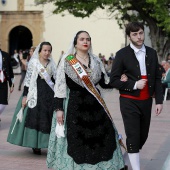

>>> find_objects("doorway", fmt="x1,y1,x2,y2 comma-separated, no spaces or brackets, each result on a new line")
9,25,32,56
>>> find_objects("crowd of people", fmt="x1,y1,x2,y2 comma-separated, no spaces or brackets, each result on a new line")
97,53,115,77
0,21,170,170
11,47,36,91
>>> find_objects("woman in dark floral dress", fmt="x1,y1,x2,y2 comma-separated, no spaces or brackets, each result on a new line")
47,31,125,170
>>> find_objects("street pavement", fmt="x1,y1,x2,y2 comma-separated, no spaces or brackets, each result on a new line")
0,75,170,170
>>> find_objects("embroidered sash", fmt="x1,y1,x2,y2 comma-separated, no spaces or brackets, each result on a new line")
37,62,54,91
65,55,113,121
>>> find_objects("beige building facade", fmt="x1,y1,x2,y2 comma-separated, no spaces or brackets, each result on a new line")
0,0,129,61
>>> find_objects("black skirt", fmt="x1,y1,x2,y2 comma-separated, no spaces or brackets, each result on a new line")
66,75,116,165
0,81,8,105
24,77,54,134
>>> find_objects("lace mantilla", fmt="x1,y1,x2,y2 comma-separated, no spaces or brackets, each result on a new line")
24,58,57,108
54,54,109,98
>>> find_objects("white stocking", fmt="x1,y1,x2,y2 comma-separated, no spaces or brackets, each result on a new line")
128,153,140,170
123,152,130,166
0,104,6,115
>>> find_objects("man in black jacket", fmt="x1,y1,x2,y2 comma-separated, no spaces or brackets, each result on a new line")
0,45,14,123
110,22,163,170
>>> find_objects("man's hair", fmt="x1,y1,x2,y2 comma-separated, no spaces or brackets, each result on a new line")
125,22,144,36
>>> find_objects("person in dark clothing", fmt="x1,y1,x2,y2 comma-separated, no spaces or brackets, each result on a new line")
0,47,14,124
110,22,163,170
47,31,125,170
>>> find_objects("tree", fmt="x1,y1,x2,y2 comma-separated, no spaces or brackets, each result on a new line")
35,0,170,60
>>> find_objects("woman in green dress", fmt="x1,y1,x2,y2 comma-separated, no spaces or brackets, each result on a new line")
47,31,125,169
7,42,57,155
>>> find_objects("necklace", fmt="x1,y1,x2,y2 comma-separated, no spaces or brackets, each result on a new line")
41,61,49,68
81,57,92,75
39,57,49,68
44,62,49,68
76,53,88,61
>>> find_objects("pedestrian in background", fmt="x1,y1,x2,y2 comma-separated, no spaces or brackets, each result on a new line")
26,46,36,69
12,49,21,74
162,61,170,95
18,50,28,91
0,45,14,125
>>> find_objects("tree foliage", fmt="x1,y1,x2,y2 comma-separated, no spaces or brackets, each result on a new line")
35,0,170,59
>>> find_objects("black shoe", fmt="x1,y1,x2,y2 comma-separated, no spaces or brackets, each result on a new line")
32,148,41,155
18,86,21,91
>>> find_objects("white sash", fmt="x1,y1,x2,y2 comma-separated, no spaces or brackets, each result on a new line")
37,62,54,91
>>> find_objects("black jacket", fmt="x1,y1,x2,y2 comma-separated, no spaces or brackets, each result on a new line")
110,45,163,104
0,50,14,87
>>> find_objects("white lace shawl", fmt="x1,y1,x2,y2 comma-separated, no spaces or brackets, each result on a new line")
24,57,57,108
54,53,110,98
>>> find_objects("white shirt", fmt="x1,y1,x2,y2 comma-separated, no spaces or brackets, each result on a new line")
130,43,146,75
130,43,147,89
0,51,2,70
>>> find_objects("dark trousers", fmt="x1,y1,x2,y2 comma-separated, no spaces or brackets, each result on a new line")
120,97,153,153
0,81,8,104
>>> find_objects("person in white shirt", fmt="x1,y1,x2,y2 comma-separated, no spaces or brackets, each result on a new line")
110,22,163,170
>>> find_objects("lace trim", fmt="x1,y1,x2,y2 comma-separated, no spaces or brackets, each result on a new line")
54,54,110,99
24,58,57,108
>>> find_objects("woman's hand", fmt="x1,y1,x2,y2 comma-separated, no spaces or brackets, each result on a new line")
56,110,64,125
22,96,27,108
120,74,128,82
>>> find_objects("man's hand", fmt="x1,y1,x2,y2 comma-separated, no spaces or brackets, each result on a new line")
155,104,163,116
120,74,128,82
136,79,147,89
